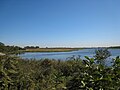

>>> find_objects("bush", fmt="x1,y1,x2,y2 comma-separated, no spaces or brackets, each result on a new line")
0,55,120,89
94,48,111,65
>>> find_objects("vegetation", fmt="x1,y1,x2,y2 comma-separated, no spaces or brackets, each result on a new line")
0,42,23,55
0,42,81,53
94,48,111,65
0,54,120,89
24,46,40,49
1,42,120,89
109,46,120,49
25,48,81,52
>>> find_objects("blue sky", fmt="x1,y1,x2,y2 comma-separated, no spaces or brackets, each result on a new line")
0,0,120,47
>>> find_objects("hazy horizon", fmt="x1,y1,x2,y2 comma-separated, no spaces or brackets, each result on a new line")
1,0,120,47
1,42,120,48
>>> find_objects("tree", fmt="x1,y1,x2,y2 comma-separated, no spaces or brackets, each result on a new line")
0,42,5,46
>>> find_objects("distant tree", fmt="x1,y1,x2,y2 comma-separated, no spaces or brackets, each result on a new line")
24,46,29,49
24,46,39,49
0,42,23,54
36,46,39,48
109,46,120,49
0,42,5,46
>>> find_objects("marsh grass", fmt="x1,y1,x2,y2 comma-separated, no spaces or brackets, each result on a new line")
25,48,82,52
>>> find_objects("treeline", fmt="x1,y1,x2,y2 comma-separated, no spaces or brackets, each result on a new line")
0,42,41,54
0,42,23,54
109,46,120,49
24,46,40,49
0,42,81,53
0,49,120,89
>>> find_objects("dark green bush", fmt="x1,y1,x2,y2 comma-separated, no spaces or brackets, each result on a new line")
0,55,120,90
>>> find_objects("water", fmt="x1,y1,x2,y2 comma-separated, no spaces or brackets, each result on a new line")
19,49,120,60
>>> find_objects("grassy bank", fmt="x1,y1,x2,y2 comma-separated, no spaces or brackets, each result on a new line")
24,48,82,52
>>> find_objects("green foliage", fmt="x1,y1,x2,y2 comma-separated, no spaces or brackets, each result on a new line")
94,48,111,65
0,55,120,90
0,42,5,46
0,42,23,55
0,56,18,90
24,46,40,49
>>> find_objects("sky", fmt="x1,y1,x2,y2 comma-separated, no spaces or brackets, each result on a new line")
0,0,120,47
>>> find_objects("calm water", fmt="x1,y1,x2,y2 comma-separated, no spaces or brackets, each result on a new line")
19,49,120,60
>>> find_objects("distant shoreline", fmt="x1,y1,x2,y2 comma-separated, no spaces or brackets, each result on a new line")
21,47,120,53
23,48,82,52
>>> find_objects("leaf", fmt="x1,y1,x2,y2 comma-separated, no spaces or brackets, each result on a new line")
85,56,90,60
81,81,85,87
